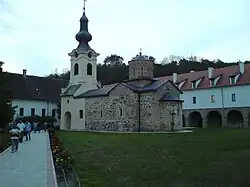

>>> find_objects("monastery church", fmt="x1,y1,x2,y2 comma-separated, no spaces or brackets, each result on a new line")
60,6,183,132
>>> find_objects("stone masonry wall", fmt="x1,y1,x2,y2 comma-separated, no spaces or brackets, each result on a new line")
157,82,183,130
139,81,183,131
129,60,154,79
85,81,183,132
159,102,182,130
85,84,138,131
139,92,155,131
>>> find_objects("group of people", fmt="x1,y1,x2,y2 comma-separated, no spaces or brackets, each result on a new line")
8,120,32,153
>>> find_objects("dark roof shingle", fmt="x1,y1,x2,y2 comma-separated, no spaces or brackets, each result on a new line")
4,72,68,102
75,83,117,98
61,84,81,96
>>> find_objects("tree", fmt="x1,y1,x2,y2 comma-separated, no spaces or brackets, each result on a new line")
48,68,70,80
56,101,61,119
0,62,15,129
161,55,183,65
103,54,124,67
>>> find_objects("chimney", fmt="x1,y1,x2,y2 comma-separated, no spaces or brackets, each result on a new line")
172,73,177,83
239,62,245,74
23,69,27,77
208,67,213,78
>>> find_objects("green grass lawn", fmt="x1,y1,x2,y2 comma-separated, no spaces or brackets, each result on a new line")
57,129,250,187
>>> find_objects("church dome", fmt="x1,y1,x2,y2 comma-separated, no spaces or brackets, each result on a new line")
131,52,154,61
75,8,93,51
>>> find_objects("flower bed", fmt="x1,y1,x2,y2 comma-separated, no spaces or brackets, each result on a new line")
50,134,73,169
49,131,81,187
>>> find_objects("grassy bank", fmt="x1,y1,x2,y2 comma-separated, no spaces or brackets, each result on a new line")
57,129,250,187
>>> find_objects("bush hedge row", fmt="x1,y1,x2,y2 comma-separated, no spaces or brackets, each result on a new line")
18,115,57,124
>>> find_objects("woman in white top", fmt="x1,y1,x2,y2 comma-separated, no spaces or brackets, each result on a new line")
17,121,25,143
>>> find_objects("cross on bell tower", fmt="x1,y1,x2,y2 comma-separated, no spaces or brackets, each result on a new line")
83,0,87,12
139,48,142,56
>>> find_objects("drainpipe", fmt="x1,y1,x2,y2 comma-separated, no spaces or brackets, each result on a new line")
47,102,49,116
138,92,141,132
221,87,224,108
221,87,225,126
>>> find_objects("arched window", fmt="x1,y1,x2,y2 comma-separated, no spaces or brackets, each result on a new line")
74,63,79,75
120,108,123,117
87,63,92,75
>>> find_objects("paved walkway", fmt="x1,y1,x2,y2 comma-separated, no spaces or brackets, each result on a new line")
0,132,57,187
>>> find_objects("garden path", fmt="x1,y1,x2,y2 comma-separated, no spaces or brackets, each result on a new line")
0,131,57,187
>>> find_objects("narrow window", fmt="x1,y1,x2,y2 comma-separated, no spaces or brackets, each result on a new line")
87,63,92,75
211,95,215,103
31,108,35,116
192,97,196,104
74,63,79,75
19,108,24,117
120,108,123,117
42,109,46,117
79,110,83,119
141,66,144,76
232,93,236,102
100,111,103,118
67,100,69,103
52,109,56,117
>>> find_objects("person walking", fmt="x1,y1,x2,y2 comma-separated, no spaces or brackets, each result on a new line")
9,123,20,153
17,120,25,143
36,122,41,133
24,121,32,141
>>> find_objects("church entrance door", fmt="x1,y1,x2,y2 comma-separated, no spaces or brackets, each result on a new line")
64,111,72,130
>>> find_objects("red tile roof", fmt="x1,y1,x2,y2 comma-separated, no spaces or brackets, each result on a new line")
157,63,250,91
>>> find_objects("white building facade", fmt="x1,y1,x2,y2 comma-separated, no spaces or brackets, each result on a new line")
5,69,68,123
12,99,58,119
160,62,250,128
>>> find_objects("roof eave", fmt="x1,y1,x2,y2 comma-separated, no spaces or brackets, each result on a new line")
159,99,184,102
74,94,109,99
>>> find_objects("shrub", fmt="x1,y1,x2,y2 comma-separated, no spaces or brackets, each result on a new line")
41,116,57,123
20,115,57,124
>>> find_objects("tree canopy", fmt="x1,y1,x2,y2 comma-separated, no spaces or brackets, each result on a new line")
103,54,124,67
0,62,15,129
48,55,250,85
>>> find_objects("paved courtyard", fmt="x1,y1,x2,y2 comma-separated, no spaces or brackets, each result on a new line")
0,132,57,187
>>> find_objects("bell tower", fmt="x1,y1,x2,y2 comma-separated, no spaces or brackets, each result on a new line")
68,1,99,86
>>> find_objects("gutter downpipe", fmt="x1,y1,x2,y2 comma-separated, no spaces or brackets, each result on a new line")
221,87,225,126
138,92,141,132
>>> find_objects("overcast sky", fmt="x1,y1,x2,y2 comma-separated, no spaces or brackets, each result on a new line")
0,0,249,76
